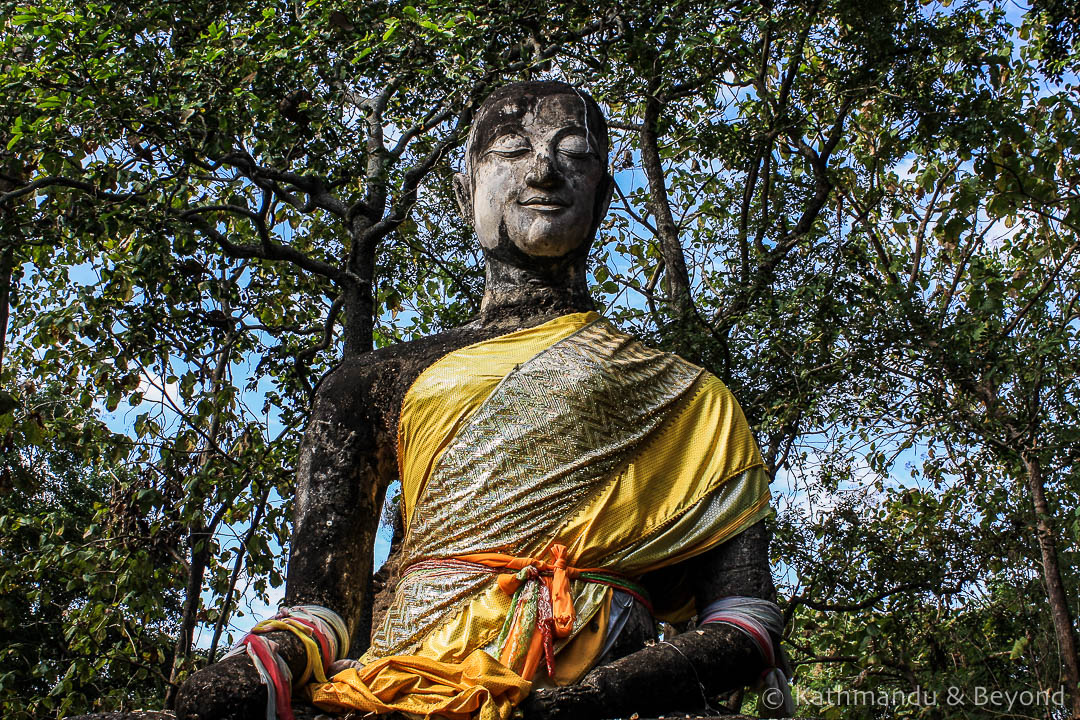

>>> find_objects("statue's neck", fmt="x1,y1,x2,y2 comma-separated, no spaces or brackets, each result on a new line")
477,255,594,326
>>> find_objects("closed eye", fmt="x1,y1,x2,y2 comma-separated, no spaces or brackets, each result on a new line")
485,134,531,158
556,136,596,160
490,148,530,158
558,148,596,160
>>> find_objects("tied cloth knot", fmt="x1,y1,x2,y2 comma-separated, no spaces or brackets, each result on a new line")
406,547,651,681
454,543,652,681
489,544,575,639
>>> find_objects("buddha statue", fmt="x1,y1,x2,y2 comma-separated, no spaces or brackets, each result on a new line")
174,80,791,720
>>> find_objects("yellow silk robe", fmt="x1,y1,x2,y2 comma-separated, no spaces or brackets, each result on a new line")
311,312,771,720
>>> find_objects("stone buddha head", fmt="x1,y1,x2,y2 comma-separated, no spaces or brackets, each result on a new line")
454,82,614,282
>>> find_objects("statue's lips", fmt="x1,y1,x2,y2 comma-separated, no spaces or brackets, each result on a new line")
518,197,570,211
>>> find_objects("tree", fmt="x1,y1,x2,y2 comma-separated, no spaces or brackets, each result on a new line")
2,1,635,710
773,6,1080,715
834,31,1080,714
0,382,180,718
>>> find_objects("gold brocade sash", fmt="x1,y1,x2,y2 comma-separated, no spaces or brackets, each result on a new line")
310,313,771,720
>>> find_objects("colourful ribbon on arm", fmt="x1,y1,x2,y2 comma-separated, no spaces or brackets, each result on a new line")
222,605,350,720
699,596,794,717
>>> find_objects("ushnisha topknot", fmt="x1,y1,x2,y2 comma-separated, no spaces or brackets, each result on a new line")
465,81,609,178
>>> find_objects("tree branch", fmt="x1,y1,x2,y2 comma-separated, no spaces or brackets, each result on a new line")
389,104,458,159
0,175,152,207
179,209,348,283
1000,236,1080,339
219,153,349,218
296,293,345,365
612,178,658,235
909,163,957,290
362,102,477,246
640,84,696,318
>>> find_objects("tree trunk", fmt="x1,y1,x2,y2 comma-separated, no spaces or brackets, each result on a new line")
164,336,235,706
639,88,695,321
1021,450,1080,717
341,218,379,358
164,528,212,707
341,279,373,358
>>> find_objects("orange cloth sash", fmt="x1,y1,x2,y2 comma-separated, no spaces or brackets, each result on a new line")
457,544,599,639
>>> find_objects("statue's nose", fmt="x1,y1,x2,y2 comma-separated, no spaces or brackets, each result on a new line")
524,152,559,187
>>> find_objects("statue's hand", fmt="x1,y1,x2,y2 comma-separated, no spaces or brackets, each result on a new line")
173,650,268,720
519,677,606,720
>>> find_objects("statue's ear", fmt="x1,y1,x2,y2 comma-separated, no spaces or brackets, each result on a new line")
592,173,615,235
453,172,473,225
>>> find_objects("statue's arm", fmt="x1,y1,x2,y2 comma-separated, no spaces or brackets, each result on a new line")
285,359,397,644
523,521,775,720
175,360,395,720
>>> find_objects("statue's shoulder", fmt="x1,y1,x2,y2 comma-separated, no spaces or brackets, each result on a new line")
310,323,500,411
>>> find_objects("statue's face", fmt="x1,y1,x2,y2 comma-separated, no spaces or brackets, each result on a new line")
456,93,610,259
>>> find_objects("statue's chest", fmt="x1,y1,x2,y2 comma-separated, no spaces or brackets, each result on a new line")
402,319,701,561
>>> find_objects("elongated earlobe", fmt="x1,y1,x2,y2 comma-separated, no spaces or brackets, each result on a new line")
453,172,473,225
591,174,615,237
